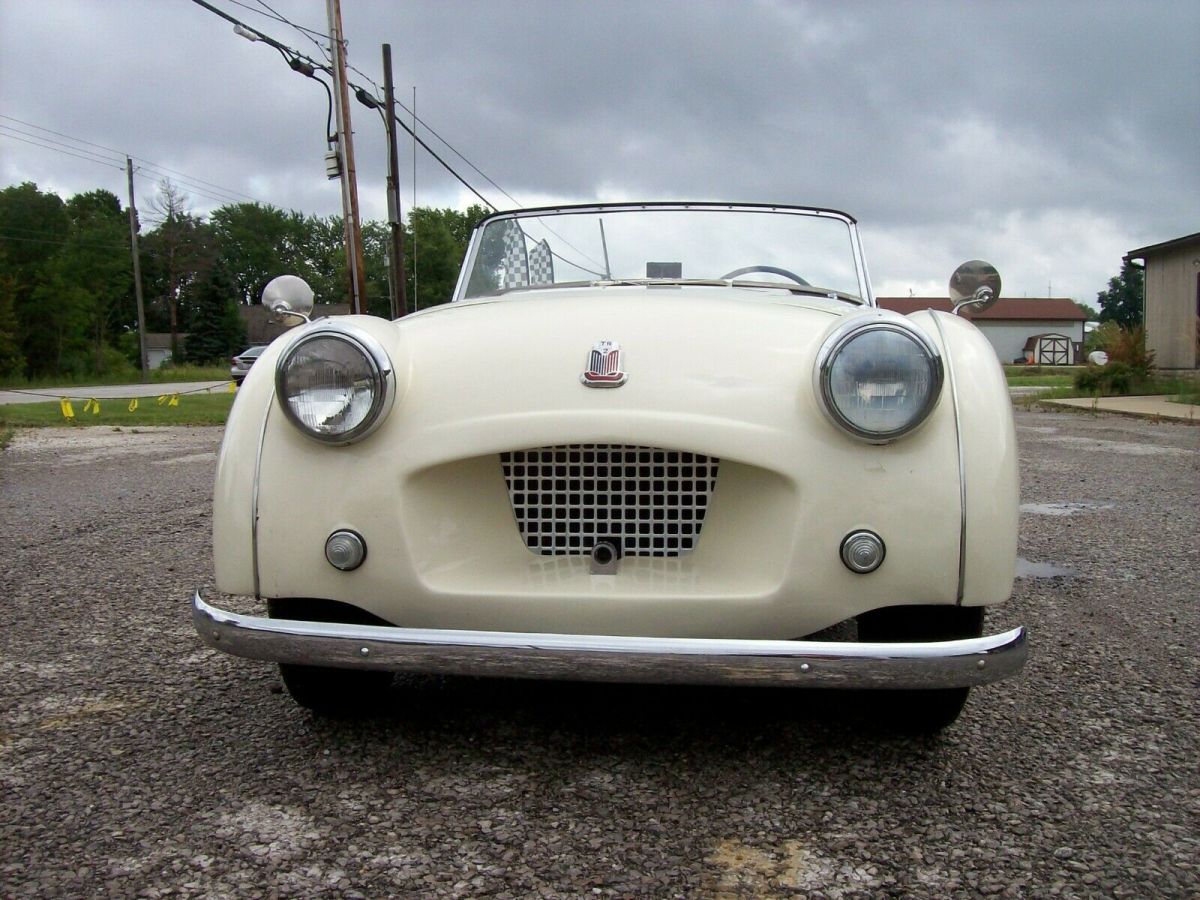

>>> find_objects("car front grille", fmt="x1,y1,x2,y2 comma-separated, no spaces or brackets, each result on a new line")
500,445,719,557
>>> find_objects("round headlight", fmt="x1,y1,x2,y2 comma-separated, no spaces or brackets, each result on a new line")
815,319,943,442
276,324,395,444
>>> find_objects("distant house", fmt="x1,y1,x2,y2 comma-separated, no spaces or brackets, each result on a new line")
876,297,1089,364
1125,232,1200,370
238,303,351,346
144,333,187,369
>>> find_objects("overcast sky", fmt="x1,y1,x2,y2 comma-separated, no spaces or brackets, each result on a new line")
2,0,1197,304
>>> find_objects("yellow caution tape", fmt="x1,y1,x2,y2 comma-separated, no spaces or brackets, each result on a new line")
168,393,179,407
128,398,138,412
60,398,75,419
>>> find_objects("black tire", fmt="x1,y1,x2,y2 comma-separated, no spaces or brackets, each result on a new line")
856,605,986,733
268,598,394,716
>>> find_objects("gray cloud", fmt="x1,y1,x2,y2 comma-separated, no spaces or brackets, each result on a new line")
2,0,1196,304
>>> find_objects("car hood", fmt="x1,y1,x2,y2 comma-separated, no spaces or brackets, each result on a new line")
380,285,873,445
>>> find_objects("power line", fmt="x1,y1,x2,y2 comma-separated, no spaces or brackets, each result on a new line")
249,0,331,58
130,159,255,206
0,114,261,204
189,0,506,212
0,115,128,160
0,231,131,253
130,169,244,208
0,130,125,172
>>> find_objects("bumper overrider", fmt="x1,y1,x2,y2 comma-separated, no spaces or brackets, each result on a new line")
193,592,1027,689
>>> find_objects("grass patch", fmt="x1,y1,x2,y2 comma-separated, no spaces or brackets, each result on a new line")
1006,374,1074,388
1018,375,1200,410
0,426,12,450
0,393,234,428
0,365,231,390
1003,365,1082,377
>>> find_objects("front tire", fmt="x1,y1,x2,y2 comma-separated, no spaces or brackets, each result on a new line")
268,598,394,716
856,605,986,733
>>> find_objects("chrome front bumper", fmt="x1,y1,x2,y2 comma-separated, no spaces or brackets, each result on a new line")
192,592,1027,689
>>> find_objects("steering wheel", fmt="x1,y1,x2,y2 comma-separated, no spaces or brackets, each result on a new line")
720,265,810,286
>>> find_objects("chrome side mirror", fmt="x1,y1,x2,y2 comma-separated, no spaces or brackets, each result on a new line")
262,275,315,326
949,261,1002,315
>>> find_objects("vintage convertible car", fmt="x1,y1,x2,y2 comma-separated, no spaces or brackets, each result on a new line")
193,202,1027,731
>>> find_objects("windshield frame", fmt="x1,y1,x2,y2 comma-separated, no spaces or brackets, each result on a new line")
451,202,875,306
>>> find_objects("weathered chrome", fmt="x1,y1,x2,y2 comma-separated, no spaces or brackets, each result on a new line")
192,592,1028,690
949,261,1002,315
500,445,718,558
840,530,885,574
325,530,367,571
274,320,396,445
929,312,968,603
589,540,620,575
262,274,315,325
814,315,944,443
250,394,274,600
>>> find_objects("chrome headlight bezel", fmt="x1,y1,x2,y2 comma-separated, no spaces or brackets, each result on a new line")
814,316,944,444
275,321,395,445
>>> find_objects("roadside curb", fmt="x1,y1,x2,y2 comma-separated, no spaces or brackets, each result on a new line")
1036,396,1200,425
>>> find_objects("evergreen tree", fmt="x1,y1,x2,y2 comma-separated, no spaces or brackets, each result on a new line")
0,183,70,376
184,261,245,364
0,268,26,377
1096,259,1143,329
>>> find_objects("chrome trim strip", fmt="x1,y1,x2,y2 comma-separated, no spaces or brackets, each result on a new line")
929,311,967,602
274,321,396,445
193,592,1027,690
847,221,875,307
451,222,484,302
250,392,273,601
813,315,945,444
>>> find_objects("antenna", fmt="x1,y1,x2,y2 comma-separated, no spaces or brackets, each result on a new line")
411,85,418,308
598,219,613,280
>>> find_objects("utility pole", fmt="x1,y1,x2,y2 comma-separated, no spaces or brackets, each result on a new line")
326,0,369,314
382,44,407,318
125,157,149,379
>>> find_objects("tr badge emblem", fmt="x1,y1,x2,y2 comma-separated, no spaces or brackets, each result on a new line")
581,340,627,388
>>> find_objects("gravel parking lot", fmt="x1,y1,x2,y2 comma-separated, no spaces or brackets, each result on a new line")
1,409,1197,898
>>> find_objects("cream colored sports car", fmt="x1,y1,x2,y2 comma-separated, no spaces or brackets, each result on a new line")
193,202,1026,731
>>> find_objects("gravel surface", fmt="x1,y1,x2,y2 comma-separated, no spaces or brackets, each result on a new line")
1,412,1197,898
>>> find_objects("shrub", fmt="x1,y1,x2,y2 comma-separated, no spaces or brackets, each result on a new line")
1074,361,1135,395
1100,325,1155,379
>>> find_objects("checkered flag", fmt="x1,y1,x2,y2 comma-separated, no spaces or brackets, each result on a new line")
528,239,554,286
501,220,529,289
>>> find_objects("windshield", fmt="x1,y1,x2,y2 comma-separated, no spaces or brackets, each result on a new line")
458,204,866,302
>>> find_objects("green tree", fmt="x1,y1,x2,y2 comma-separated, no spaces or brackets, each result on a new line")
210,203,307,305
0,268,26,377
1096,260,1143,329
0,182,70,376
184,261,245,364
404,205,489,310
61,189,135,374
142,180,214,358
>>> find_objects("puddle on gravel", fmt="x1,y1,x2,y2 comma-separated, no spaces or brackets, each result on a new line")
1020,501,1114,517
1016,558,1076,579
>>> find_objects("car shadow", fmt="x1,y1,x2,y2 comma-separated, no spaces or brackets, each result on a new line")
299,674,958,754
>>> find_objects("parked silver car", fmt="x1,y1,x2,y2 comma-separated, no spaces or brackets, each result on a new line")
230,345,267,385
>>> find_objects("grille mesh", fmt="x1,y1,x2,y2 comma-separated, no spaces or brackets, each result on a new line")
500,445,719,557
